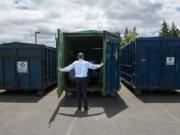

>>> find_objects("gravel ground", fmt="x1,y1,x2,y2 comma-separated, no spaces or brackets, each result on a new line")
0,84,180,135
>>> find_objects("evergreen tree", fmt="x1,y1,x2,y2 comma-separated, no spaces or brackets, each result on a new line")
133,26,137,36
159,20,169,37
132,26,138,39
169,22,179,37
124,27,129,36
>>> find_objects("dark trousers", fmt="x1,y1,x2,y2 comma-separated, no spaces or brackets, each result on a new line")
75,77,88,109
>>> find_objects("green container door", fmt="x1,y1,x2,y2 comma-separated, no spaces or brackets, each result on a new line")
112,37,120,92
103,31,120,95
57,30,64,97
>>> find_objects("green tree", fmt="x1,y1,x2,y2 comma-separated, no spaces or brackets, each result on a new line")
169,22,179,37
159,20,170,37
133,26,138,37
124,27,129,35
122,27,138,46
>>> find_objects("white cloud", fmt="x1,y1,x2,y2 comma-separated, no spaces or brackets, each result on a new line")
0,0,179,47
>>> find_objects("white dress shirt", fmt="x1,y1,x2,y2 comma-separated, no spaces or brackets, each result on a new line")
61,59,102,78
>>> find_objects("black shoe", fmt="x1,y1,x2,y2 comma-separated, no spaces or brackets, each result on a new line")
77,108,81,112
75,108,82,115
84,107,89,111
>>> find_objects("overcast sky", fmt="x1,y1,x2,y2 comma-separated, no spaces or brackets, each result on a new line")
0,0,180,47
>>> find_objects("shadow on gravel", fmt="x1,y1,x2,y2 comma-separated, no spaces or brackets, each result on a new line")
0,86,56,103
122,83,180,103
49,93,128,126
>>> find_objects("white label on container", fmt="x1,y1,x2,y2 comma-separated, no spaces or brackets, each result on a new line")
17,61,28,73
166,57,175,65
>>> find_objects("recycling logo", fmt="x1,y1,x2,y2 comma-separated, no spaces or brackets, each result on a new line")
20,63,25,68
166,57,175,66
17,61,28,73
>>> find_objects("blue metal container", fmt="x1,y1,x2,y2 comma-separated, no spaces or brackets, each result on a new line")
57,30,120,96
0,42,56,95
120,37,180,94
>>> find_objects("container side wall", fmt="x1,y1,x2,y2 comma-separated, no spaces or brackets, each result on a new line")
3,58,16,88
122,37,180,91
148,52,161,87
135,39,162,89
103,31,120,95
175,52,180,87
16,47,42,89
161,39,179,89
29,57,41,87
43,47,57,89
0,42,56,91
120,42,134,87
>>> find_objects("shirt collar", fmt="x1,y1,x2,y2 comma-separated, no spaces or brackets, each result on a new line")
79,59,83,61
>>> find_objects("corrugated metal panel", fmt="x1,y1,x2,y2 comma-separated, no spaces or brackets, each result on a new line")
120,37,180,94
103,31,121,95
0,42,57,94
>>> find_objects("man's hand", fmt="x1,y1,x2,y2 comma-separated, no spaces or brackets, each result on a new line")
57,67,63,71
100,63,104,67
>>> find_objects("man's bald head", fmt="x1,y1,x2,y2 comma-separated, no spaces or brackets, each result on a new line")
77,52,84,59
